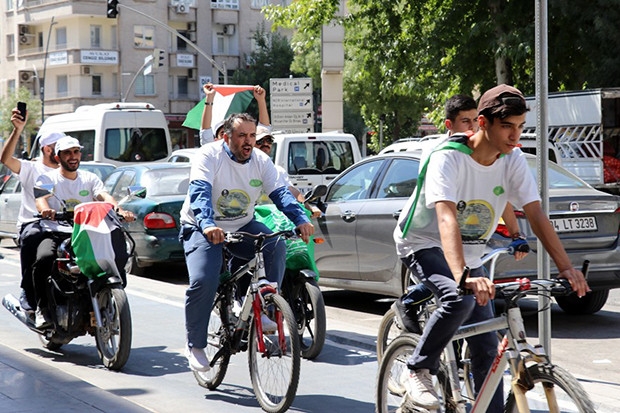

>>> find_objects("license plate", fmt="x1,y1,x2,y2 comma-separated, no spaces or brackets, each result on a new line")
550,216,598,233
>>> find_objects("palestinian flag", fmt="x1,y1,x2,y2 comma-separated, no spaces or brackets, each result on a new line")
182,85,255,130
72,202,128,280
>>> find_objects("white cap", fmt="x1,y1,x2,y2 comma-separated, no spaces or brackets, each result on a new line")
54,136,83,155
39,132,66,148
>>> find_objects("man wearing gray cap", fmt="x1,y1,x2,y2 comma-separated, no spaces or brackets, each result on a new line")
1,106,64,314
393,84,590,412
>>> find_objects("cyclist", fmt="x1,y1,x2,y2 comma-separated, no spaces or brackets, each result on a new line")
393,84,590,412
391,94,525,333
179,113,314,373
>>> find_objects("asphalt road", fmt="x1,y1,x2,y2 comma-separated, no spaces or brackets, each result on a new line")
1,239,619,412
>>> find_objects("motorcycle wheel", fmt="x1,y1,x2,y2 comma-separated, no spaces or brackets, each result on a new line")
95,286,132,371
289,278,326,360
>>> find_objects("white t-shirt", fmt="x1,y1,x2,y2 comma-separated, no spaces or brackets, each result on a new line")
16,161,57,228
180,140,284,232
35,170,106,233
394,147,540,268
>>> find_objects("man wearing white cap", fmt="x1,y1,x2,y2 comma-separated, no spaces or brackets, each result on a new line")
1,106,65,313
30,136,134,327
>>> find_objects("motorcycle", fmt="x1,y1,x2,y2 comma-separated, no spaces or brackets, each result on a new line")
2,186,134,371
254,184,328,360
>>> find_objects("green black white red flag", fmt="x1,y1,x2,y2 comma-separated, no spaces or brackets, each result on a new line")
182,85,255,130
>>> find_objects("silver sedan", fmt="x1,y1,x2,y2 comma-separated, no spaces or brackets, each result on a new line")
313,151,620,315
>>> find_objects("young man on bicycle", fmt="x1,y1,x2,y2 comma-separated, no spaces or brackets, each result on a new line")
179,113,314,373
392,94,525,334
393,84,590,411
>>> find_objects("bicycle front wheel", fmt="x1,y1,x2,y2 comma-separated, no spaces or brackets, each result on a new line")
248,293,301,413
505,363,595,413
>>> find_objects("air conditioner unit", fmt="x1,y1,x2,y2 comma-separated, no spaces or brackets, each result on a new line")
176,3,188,13
19,71,34,83
223,24,235,36
188,68,196,80
19,25,30,35
19,35,33,45
81,66,92,76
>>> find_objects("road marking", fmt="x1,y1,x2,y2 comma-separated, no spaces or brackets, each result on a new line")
126,288,183,308
593,359,612,364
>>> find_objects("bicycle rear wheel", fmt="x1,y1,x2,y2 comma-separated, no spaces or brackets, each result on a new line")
248,292,300,413
504,363,595,413
194,306,230,390
376,306,403,364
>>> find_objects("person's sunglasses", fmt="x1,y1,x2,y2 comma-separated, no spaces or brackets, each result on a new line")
499,95,525,106
256,137,273,146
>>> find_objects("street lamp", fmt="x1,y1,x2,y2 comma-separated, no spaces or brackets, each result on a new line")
41,16,57,121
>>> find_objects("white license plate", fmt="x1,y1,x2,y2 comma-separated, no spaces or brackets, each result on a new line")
550,216,598,233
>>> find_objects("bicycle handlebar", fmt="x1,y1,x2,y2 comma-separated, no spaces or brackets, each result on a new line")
224,229,298,244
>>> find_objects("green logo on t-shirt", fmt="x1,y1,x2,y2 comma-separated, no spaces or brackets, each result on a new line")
493,186,505,196
249,179,262,187
79,190,89,197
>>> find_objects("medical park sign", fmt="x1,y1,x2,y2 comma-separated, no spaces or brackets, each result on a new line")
80,50,119,65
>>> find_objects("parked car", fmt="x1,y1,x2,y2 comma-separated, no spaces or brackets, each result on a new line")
167,148,200,163
313,150,620,314
0,162,116,244
103,163,190,276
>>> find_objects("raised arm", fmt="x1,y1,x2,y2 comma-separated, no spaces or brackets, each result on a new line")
1,108,27,174
254,85,270,126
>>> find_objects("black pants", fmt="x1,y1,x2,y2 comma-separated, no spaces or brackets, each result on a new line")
32,231,71,309
18,222,47,308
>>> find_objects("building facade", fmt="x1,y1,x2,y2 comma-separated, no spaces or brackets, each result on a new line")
1,0,283,148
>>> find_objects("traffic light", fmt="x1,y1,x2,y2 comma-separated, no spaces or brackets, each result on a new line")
153,49,165,68
107,0,119,18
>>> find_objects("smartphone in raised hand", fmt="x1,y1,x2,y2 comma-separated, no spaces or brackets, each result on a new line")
17,101,27,120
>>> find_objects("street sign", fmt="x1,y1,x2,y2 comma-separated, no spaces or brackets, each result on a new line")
270,77,314,132
272,111,314,126
270,78,313,95
270,95,313,111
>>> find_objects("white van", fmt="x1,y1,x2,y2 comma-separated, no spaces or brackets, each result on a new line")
271,132,362,193
33,102,172,166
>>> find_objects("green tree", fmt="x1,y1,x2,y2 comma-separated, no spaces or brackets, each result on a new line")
265,0,620,146
0,88,42,154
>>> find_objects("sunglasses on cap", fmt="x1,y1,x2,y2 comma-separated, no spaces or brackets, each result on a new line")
499,95,525,106
256,136,274,146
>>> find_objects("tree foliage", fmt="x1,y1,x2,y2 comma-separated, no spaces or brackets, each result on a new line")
0,87,43,152
264,0,620,146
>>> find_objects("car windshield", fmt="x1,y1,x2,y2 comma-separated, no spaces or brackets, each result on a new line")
104,127,169,162
141,168,190,196
526,158,590,189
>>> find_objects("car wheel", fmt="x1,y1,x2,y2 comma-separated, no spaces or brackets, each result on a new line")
125,256,146,276
555,289,609,315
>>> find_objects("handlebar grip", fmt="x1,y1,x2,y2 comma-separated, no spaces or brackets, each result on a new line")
457,266,471,295
508,238,530,254
581,260,590,281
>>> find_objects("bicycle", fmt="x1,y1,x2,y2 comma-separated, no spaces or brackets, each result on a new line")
375,254,596,412
192,229,301,413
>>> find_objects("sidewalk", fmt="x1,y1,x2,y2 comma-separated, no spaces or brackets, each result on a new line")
0,344,151,413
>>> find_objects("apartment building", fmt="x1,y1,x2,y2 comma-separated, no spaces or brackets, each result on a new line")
1,0,282,148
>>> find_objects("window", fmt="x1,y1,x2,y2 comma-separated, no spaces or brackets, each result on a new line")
377,158,419,199
177,76,189,97
92,75,102,95
56,27,67,49
134,25,155,48
211,0,239,9
251,0,270,8
64,130,96,161
90,25,102,48
111,25,117,49
7,34,15,56
287,141,356,175
57,75,68,96
327,160,385,202
177,31,188,51
105,127,169,162
135,74,155,95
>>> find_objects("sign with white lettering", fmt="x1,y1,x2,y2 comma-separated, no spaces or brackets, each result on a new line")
270,78,313,95
272,111,314,126
81,50,119,65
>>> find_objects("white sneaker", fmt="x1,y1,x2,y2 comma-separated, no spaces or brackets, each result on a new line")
35,308,52,329
401,368,440,410
261,313,277,333
185,345,210,372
